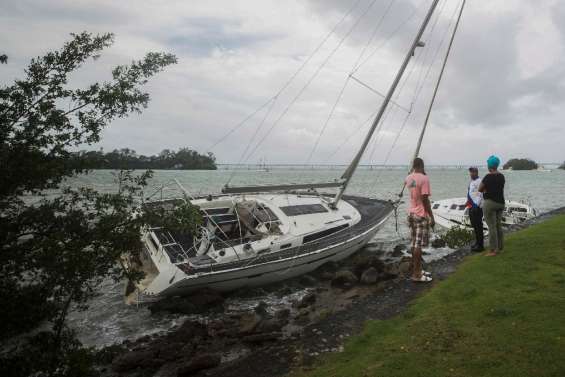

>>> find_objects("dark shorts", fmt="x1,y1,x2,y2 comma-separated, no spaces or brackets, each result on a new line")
408,214,430,249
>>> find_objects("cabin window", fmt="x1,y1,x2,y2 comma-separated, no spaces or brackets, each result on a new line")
280,243,292,249
204,207,231,215
458,205,466,210
303,223,349,244
508,207,527,213
450,204,458,210
432,204,440,209
280,204,328,217
254,204,279,222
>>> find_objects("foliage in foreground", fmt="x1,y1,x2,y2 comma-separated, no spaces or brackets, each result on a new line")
503,158,538,170
439,225,474,249
0,32,200,376
75,147,217,170
294,215,565,377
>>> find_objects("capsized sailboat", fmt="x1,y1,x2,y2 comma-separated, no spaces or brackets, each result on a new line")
124,0,450,303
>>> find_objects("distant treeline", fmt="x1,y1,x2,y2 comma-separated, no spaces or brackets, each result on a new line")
503,158,538,171
74,148,217,170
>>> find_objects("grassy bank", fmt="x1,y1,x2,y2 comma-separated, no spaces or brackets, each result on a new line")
295,215,565,377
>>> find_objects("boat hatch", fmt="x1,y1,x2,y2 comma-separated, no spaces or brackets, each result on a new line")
280,204,328,216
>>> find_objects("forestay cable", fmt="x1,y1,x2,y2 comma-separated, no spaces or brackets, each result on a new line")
365,0,449,165
245,0,381,162
207,0,363,152
372,0,462,189
305,0,397,165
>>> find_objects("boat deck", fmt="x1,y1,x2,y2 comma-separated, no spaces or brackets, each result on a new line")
176,195,393,275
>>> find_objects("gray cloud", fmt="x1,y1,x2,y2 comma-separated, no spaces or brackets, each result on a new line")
1,0,564,165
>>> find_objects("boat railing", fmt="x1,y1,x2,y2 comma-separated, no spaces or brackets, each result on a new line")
181,210,387,276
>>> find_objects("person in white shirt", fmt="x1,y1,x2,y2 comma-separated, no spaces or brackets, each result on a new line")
466,167,484,251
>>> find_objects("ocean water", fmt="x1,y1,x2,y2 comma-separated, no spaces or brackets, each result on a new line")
65,167,565,347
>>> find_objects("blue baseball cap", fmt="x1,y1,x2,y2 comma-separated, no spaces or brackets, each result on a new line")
487,155,500,169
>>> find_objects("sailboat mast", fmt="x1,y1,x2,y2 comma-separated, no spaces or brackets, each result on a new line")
332,0,441,207
397,0,466,200
412,0,466,164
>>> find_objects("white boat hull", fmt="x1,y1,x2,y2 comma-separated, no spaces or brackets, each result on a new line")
159,214,388,295
125,194,393,303
432,197,537,233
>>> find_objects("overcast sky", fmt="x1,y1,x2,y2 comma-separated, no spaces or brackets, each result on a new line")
1,0,564,165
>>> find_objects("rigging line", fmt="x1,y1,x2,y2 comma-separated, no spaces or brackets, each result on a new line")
361,1,442,166
348,75,411,113
226,97,277,185
366,37,427,164
305,0,397,165
403,0,467,194
325,108,379,161
351,0,428,76
207,98,274,151
245,0,381,162
366,0,449,166
372,0,460,187
411,0,449,104
325,1,431,163
206,0,363,152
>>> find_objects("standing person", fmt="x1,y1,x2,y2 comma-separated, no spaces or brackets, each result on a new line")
405,158,435,282
479,155,505,256
466,167,484,252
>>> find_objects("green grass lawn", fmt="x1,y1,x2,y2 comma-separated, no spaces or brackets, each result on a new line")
294,215,565,377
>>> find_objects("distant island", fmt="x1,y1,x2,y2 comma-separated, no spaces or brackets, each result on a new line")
75,148,217,170
503,158,538,171
559,162,565,170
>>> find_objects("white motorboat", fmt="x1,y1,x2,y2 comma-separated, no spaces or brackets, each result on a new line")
124,0,465,303
432,197,537,232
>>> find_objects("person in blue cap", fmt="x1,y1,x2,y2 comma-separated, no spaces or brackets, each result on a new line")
466,166,484,252
479,155,505,256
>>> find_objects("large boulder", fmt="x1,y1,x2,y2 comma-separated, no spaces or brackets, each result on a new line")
242,332,282,344
431,237,447,248
149,288,224,315
350,252,386,278
385,256,412,277
112,349,159,373
177,353,221,376
298,274,318,287
360,267,379,284
274,308,291,321
331,270,358,289
238,312,263,335
391,244,408,257
295,292,317,308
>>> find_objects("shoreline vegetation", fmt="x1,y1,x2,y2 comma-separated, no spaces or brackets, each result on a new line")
292,214,565,377
503,158,539,170
74,148,217,170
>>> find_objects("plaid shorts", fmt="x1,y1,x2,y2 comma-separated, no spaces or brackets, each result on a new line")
408,214,430,249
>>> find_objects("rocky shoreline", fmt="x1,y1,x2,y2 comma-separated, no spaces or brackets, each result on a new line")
96,207,565,377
